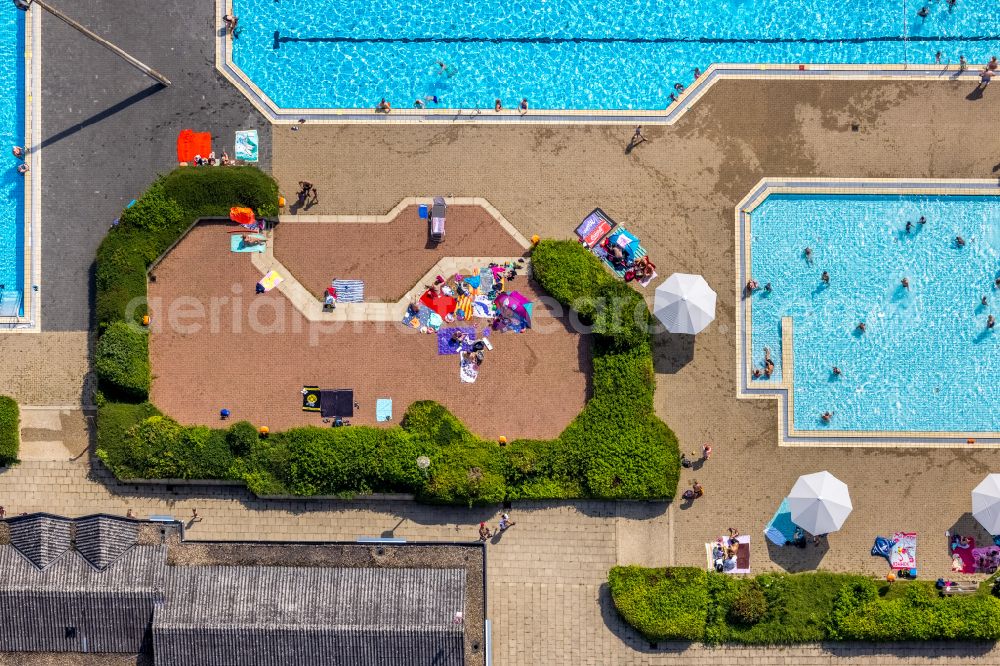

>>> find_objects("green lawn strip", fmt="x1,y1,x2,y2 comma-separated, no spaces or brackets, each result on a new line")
94,176,680,502
0,396,19,466
610,565,1000,644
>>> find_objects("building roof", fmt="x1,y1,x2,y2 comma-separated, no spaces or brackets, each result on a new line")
0,514,485,665
0,514,163,654
154,566,466,666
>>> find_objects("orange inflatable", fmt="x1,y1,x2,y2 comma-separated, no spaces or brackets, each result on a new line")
229,207,255,225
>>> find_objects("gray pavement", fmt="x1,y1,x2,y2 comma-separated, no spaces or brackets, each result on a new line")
38,0,271,331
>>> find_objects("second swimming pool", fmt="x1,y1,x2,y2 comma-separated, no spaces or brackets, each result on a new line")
748,193,1000,435
232,0,1000,111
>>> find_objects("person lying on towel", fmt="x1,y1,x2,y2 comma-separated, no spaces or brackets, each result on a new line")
241,234,266,247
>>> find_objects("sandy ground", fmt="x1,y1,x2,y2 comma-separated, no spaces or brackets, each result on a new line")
270,77,1000,577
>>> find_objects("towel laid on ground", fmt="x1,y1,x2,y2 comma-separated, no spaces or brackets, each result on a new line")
472,295,495,318
889,532,917,570
592,240,648,279
333,279,364,303
971,544,1000,573
231,233,266,253
459,358,479,383
952,536,977,573
764,498,797,546
437,327,476,355
705,536,750,574
258,270,283,292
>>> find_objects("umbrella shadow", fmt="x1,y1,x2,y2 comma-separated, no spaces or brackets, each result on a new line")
949,512,994,548
766,537,829,572
651,330,695,374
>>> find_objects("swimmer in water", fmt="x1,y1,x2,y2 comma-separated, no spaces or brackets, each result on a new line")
519,98,529,114
856,322,866,333
917,6,929,18
495,99,503,112
956,235,966,247
821,270,830,285
990,315,996,329
425,95,440,104
901,277,909,289
918,215,926,225
905,220,913,233
804,247,813,263
984,295,990,306
832,366,842,376
821,411,834,423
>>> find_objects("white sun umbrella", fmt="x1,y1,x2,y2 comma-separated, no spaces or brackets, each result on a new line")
787,471,853,535
972,474,1000,535
653,273,716,334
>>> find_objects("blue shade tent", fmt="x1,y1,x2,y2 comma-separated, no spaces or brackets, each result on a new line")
764,497,797,546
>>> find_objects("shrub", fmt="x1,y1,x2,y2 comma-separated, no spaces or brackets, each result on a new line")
608,566,708,641
94,321,150,400
118,183,184,231
729,582,769,626
159,166,279,219
614,568,1000,645
0,396,19,466
531,239,612,321
592,280,651,351
226,421,259,456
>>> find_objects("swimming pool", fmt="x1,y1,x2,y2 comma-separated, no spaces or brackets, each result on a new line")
746,191,1000,436
0,9,24,317
230,0,1000,111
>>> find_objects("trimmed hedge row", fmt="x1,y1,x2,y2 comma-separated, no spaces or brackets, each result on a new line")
95,176,680,501
609,566,1000,644
0,396,19,466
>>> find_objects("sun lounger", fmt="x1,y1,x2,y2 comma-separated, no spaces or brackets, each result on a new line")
231,233,266,253
431,196,446,243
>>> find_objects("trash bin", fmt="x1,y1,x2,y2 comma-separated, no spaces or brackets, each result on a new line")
418,204,429,219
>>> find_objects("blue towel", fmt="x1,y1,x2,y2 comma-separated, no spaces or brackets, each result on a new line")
376,399,392,422
333,279,364,303
764,498,798,546
231,233,266,253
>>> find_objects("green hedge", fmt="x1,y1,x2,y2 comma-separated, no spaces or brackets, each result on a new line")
95,166,278,331
95,200,679,501
0,396,19,466
94,321,151,400
609,566,1000,644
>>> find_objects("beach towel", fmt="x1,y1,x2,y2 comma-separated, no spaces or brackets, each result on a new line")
971,544,1000,573
705,536,750,574
376,399,392,422
230,233,265,253
333,280,364,303
889,532,917,570
472,295,495,318
952,536,977,573
455,294,474,320
420,290,457,317
235,129,259,162
177,129,211,163
575,208,617,248
437,327,476,355
302,386,321,412
764,498,797,546
463,274,481,290
258,270,283,292
460,358,478,383
638,270,658,288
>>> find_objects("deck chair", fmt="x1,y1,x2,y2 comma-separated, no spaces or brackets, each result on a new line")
431,196,446,243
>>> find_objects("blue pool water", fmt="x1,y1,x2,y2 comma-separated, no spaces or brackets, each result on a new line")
749,194,1000,433
233,0,1000,110
0,9,23,313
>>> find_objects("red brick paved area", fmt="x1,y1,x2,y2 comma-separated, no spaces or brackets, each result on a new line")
274,205,527,301
148,223,588,438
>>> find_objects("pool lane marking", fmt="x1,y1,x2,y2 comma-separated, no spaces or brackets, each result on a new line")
272,31,1000,48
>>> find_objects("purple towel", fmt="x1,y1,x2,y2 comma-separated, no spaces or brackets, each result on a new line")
437,327,476,355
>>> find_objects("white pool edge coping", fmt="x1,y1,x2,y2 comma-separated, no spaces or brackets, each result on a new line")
4,6,40,332
735,178,1000,448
